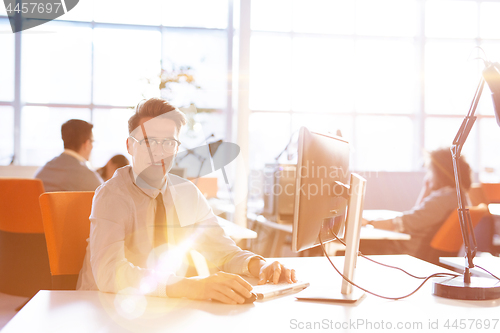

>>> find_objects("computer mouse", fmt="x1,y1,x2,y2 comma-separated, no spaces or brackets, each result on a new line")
242,292,257,304
212,292,257,304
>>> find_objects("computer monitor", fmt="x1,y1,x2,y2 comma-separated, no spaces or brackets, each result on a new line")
292,127,367,302
292,127,350,252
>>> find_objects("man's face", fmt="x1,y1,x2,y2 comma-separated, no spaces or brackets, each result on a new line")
127,116,179,188
80,133,94,161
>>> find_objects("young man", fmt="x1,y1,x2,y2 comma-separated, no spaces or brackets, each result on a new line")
77,98,296,304
35,119,103,192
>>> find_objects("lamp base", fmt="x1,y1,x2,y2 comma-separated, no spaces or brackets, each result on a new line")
433,276,500,300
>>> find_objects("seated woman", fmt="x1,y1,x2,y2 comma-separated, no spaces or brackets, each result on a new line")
363,147,472,262
97,154,130,181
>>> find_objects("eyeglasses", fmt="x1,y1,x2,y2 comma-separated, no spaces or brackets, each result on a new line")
128,136,180,152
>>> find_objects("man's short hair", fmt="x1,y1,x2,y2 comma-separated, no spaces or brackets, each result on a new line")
128,98,188,134
61,119,93,151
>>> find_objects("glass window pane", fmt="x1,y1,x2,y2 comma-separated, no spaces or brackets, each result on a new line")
162,29,227,109
178,111,227,149
292,0,355,34
249,33,292,111
291,113,353,144
0,4,7,16
292,36,354,113
355,40,417,114
55,0,93,22
21,22,92,104
175,110,228,178
426,1,478,38
93,28,161,107
355,116,414,171
480,2,500,39
425,41,479,115
249,112,291,169
478,118,500,182
0,20,14,101
356,0,417,37
94,0,161,25
92,108,134,167
20,107,91,166
424,117,477,170
162,0,227,29
0,106,14,165
251,0,292,32
478,42,500,116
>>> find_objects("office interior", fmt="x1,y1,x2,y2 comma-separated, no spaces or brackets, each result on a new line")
1,0,500,330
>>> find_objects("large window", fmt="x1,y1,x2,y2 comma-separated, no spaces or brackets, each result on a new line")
247,0,500,180
1,0,500,181
0,0,230,168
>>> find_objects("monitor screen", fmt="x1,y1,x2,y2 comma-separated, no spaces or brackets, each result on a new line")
292,127,350,252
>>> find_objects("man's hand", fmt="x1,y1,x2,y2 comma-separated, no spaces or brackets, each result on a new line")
169,272,254,305
249,258,297,285
192,272,253,304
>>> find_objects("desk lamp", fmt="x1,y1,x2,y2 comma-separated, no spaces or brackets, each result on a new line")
433,60,500,300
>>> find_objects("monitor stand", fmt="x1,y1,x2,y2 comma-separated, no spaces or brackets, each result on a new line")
297,286,365,303
296,173,367,304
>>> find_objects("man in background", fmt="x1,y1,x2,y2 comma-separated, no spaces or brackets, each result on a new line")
35,119,103,192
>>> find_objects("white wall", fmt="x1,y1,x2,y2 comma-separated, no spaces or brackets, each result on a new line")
0,166,40,178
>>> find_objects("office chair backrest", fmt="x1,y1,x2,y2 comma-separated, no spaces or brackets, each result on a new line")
0,178,45,233
481,183,500,203
39,191,94,290
0,178,51,296
468,183,489,206
430,203,490,253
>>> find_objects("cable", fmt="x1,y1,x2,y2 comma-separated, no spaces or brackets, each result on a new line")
328,226,448,280
474,264,500,281
318,233,460,301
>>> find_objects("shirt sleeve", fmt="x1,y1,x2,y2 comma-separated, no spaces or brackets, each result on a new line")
400,187,458,237
187,188,261,276
88,186,174,297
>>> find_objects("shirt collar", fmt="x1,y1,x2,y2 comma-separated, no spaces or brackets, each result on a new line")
63,149,87,163
129,167,169,199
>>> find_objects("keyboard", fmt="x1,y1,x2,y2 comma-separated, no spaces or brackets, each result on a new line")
250,280,310,300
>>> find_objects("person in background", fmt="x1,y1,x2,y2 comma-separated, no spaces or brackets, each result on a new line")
97,154,130,181
363,147,472,262
35,119,103,192
77,98,297,304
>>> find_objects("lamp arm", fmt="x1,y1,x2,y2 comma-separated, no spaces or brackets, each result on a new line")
450,77,485,282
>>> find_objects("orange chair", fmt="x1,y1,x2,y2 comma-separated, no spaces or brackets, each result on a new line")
468,183,489,206
0,178,51,297
481,183,500,203
430,203,490,253
39,191,94,290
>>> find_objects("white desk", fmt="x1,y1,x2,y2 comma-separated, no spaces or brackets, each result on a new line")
5,256,498,333
216,216,257,240
362,209,403,221
439,256,500,279
248,211,410,257
488,203,500,216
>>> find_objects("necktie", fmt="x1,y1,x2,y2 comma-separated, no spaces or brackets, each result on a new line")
154,192,167,248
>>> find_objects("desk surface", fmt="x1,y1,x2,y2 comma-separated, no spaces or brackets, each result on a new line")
4,256,499,333
439,256,500,279
489,203,500,216
216,216,257,240
248,211,410,241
